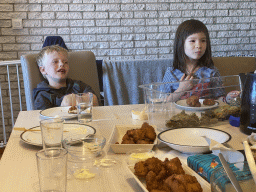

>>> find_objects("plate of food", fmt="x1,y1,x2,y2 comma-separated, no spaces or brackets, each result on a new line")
175,96,219,111
158,127,231,154
40,106,78,119
126,155,211,192
20,123,96,147
110,122,157,154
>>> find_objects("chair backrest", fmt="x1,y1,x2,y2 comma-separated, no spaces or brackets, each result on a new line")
21,51,100,110
103,59,171,105
213,57,256,76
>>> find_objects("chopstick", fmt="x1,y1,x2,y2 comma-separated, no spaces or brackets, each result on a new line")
13,127,69,132
243,141,256,185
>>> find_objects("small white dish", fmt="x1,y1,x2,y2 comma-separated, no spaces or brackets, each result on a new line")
110,124,157,154
158,127,231,154
40,106,77,120
175,99,219,111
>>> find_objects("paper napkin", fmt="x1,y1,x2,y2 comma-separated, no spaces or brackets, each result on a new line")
203,136,244,165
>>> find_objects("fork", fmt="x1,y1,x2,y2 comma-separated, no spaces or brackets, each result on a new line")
13,127,69,132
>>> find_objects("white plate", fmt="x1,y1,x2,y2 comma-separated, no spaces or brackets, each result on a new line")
175,99,219,111
126,156,211,192
20,123,96,147
40,106,77,119
158,128,231,154
110,125,157,154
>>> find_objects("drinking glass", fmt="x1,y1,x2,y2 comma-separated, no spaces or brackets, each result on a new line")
36,148,68,192
76,92,93,123
40,118,64,150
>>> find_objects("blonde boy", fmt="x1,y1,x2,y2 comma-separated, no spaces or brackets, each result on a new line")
33,45,98,110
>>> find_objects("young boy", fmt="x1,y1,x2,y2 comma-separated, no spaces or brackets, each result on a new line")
33,45,99,110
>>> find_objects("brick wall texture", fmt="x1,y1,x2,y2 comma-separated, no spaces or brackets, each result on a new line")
0,0,256,142
0,0,255,61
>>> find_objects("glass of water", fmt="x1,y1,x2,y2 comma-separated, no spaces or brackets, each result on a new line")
76,92,93,123
40,118,64,151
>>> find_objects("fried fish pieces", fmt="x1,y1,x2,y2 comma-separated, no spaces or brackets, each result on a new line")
146,171,171,192
142,122,157,141
164,157,185,175
203,98,215,106
164,174,203,192
121,122,156,144
145,157,164,175
186,96,201,107
134,157,202,192
134,161,148,178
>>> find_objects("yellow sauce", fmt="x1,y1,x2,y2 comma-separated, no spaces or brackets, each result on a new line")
129,152,154,161
73,168,96,179
132,110,148,120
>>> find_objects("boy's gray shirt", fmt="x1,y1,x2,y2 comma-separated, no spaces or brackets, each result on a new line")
33,78,95,110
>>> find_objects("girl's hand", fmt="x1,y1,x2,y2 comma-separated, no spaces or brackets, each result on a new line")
176,73,194,92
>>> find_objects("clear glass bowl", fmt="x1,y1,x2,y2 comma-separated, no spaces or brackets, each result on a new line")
63,134,106,161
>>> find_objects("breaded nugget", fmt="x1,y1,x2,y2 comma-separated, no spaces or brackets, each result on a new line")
141,122,156,141
194,102,201,107
164,157,185,175
121,122,156,145
165,174,186,192
145,157,164,175
127,129,136,137
134,161,148,178
68,106,77,114
144,126,157,141
141,122,151,129
146,171,159,191
186,95,200,107
165,174,203,192
203,98,215,106
133,129,146,142
121,133,135,144
151,190,169,192
155,167,168,181
122,133,130,141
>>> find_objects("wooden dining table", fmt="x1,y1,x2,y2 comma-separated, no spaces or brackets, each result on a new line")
0,104,249,192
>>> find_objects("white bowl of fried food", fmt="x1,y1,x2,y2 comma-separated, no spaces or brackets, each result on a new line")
126,156,210,192
110,122,157,154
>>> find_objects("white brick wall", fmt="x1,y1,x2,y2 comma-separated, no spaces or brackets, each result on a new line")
0,1,254,60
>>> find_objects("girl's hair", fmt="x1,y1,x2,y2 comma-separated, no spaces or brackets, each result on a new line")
173,19,214,72
37,45,68,79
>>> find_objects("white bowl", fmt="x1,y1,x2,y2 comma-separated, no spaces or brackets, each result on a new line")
158,128,231,154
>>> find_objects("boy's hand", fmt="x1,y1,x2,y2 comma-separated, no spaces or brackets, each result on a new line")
61,93,76,107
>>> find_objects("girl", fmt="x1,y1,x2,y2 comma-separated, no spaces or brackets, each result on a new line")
163,19,225,101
